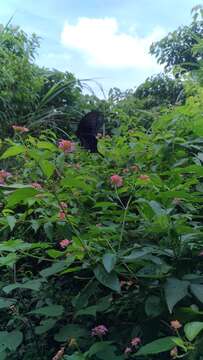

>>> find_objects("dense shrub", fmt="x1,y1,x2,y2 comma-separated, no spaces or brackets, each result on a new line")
0,96,203,359
1,8,203,360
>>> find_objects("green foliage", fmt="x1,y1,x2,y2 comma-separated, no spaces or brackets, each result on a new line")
0,25,43,133
150,12,203,73
1,8,203,360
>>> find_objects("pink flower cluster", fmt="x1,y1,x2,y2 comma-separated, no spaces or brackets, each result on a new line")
58,211,66,220
12,125,29,133
124,337,141,356
170,320,182,330
139,175,150,181
59,239,71,249
59,202,68,210
0,170,12,185
170,347,178,358
58,139,75,153
91,325,108,337
131,337,141,347
110,174,123,187
31,182,42,189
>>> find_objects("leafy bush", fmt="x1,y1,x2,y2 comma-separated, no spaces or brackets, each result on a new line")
1,8,203,360
0,98,203,359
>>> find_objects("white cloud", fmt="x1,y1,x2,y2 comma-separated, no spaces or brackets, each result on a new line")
61,17,165,70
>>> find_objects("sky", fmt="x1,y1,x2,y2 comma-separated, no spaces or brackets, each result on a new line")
0,0,200,97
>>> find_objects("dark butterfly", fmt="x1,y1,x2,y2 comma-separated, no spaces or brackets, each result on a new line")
76,111,104,155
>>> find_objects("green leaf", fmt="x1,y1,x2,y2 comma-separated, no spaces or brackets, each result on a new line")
44,222,53,241
6,188,38,207
6,216,16,231
0,239,31,252
39,160,55,179
75,295,112,317
94,202,117,208
0,145,25,159
40,258,74,278
37,141,57,152
190,284,203,303
87,341,115,357
72,281,98,310
145,296,162,317
123,248,152,262
0,253,17,268
89,341,123,360
35,319,57,335
63,353,86,360
54,324,88,342
0,351,7,359
184,322,203,341
94,265,120,292
3,279,45,294
47,249,63,258
29,304,64,317
0,330,23,351
56,153,65,172
135,337,179,356
164,278,189,313
0,297,16,309
102,253,117,273
149,200,165,215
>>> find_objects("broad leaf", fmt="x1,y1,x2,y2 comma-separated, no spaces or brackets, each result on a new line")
39,159,55,179
0,297,16,309
164,278,189,313
3,279,44,293
54,324,88,342
190,284,203,303
135,337,179,356
184,322,203,341
0,239,31,252
76,295,112,317
102,252,117,273
29,304,64,317
145,296,162,317
40,258,74,278
94,265,120,292
35,319,57,335
0,145,25,159
64,353,86,360
6,216,16,231
0,330,23,351
44,222,54,241
37,141,57,152
7,188,38,207
0,253,17,268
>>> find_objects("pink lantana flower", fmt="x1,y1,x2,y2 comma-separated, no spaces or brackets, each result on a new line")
12,125,29,133
59,239,71,249
170,320,182,330
91,325,108,337
31,182,42,189
131,337,141,347
139,175,150,181
124,347,132,355
131,165,140,172
110,174,123,187
170,347,178,358
59,202,68,210
172,197,182,205
58,139,75,153
58,211,66,220
0,170,12,184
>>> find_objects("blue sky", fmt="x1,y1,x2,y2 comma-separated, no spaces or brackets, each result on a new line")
1,0,199,96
